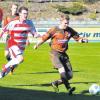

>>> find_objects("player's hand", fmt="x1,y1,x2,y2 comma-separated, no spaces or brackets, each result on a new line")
26,40,30,46
33,44,38,49
34,34,41,38
81,38,88,43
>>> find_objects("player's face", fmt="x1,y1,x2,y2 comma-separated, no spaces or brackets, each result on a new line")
19,10,28,21
61,19,69,29
11,5,18,15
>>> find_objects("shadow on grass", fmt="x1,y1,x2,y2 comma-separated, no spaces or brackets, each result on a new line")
14,83,51,87
26,71,58,75
13,81,98,88
0,86,100,100
71,81,98,84
14,70,80,75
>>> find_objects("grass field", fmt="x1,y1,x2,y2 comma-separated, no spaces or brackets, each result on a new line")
0,43,100,100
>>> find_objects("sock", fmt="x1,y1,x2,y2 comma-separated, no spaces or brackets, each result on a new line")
54,79,63,86
5,58,20,69
6,55,11,61
60,72,71,90
10,64,17,72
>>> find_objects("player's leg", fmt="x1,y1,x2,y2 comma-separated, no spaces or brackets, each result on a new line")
58,66,75,95
5,48,17,75
50,51,64,92
4,48,14,74
0,55,23,78
4,38,14,74
10,64,17,74
5,35,11,61
61,53,75,95
51,51,75,95
0,46,24,78
5,49,11,61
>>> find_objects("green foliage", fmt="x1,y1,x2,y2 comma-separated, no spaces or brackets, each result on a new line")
89,12,97,20
55,2,87,15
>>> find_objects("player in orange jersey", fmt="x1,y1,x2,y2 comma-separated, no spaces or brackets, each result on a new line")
3,4,19,27
34,15,88,95
2,4,19,74
2,3,19,41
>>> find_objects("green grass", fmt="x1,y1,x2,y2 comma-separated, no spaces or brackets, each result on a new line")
0,43,100,100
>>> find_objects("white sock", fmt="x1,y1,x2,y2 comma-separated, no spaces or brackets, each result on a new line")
5,58,20,69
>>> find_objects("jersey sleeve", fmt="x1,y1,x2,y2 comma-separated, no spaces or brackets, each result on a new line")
42,27,56,42
3,16,10,27
26,20,36,35
68,27,80,41
2,21,14,32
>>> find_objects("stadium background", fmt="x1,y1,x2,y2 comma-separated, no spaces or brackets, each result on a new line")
0,20,100,43
0,0,100,43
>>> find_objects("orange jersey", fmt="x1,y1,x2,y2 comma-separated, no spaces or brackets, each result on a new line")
3,13,19,27
2,13,19,41
42,26,79,52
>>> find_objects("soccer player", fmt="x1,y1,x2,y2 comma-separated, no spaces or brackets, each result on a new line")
3,4,19,27
34,15,88,95
0,6,38,78
2,3,19,74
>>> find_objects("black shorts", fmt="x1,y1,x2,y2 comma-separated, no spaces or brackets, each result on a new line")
50,50,73,80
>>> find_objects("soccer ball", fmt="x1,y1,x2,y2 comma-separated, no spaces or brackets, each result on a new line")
89,84,100,95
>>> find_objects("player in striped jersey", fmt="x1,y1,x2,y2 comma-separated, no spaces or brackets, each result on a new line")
0,6,38,78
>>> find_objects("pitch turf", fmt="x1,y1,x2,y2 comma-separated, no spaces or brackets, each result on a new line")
0,43,100,100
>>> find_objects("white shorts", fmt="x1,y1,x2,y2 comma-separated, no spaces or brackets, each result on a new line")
9,45,23,59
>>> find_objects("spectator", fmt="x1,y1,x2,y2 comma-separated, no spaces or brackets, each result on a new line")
0,8,3,27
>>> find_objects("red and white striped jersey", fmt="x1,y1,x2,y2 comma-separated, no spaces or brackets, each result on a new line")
3,19,36,51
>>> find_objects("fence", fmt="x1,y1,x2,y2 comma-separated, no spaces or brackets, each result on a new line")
0,20,100,43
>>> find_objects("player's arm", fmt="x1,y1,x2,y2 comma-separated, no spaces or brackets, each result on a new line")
0,18,6,38
70,27,88,43
34,27,55,49
0,26,7,38
0,22,10,38
34,33,51,49
2,16,9,28
34,37,44,49
29,20,40,38
73,36,88,43
0,31,4,38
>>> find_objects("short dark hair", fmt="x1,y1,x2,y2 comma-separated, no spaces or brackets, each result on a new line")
19,6,28,13
11,3,18,8
60,14,70,21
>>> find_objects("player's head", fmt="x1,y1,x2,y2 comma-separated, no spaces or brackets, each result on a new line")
19,6,28,21
11,4,18,16
59,14,70,29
